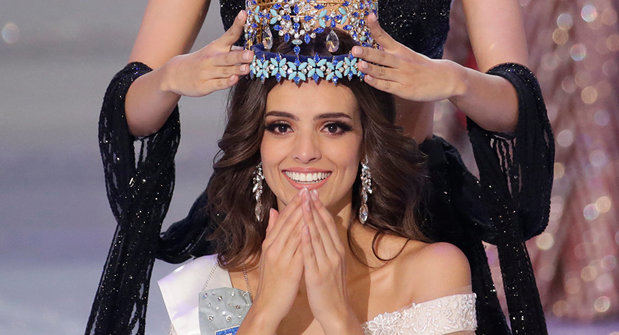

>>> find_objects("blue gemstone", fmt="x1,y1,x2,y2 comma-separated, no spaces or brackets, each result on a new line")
344,25,352,30
304,34,311,44
293,45,300,54
293,22,300,30
304,15,313,21
293,5,299,14
313,73,320,83
315,5,325,9
273,25,281,31
273,4,281,9
343,1,350,6
284,34,290,42
294,58,301,66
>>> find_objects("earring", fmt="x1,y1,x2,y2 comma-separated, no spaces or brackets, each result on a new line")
359,157,372,224
252,162,265,221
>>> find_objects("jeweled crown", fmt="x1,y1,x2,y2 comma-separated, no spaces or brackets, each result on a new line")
243,0,379,84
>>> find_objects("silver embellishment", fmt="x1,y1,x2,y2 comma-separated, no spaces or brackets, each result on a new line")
359,156,372,223
252,162,265,221
262,26,273,49
199,287,252,335
326,29,340,52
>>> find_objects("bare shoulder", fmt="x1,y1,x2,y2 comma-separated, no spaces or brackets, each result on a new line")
394,241,472,303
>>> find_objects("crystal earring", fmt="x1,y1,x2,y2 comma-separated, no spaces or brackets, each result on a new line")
252,162,265,221
359,157,372,224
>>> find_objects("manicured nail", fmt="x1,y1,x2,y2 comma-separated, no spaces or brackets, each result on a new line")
310,189,318,201
358,60,367,69
352,46,361,56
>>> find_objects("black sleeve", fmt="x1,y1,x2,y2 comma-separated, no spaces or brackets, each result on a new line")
86,61,181,335
467,62,555,244
467,62,554,334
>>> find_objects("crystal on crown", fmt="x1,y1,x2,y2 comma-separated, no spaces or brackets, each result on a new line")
243,0,379,84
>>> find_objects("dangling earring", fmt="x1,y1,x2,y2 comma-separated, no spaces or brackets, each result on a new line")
252,162,265,221
359,157,372,224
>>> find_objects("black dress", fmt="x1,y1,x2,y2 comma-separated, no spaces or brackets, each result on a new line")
86,1,554,334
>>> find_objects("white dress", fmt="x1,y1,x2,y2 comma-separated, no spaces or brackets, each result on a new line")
159,255,477,335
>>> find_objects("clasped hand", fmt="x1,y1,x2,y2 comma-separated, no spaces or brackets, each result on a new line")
352,13,463,103
253,188,357,332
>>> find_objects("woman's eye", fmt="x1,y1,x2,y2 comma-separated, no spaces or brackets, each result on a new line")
265,122,292,134
323,122,352,135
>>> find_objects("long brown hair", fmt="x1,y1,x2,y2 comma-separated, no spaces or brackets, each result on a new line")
205,30,431,270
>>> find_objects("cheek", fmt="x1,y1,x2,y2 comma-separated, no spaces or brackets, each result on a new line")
324,136,362,183
260,136,287,193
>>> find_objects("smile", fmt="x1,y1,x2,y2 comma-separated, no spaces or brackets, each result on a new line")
282,170,332,190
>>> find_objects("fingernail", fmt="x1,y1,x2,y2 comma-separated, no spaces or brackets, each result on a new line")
358,61,366,69
352,46,361,56
310,189,318,201
237,10,245,19
240,64,248,72
243,50,253,61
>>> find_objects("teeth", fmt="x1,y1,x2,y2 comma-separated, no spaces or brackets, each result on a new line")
284,171,331,183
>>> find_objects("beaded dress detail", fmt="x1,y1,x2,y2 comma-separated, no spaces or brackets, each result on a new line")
86,0,554,334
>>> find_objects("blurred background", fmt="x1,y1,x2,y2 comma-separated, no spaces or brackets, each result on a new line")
0,0,616,334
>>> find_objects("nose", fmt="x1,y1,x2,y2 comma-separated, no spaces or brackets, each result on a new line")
292,131,322,164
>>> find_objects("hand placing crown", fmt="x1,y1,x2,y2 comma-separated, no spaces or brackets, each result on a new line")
243,0,380,84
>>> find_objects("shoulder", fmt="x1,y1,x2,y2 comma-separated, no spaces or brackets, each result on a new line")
394,241,472,303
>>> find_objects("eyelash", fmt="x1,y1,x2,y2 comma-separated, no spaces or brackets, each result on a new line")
265,121,352,136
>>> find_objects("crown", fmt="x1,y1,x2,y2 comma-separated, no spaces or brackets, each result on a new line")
243,0,379,84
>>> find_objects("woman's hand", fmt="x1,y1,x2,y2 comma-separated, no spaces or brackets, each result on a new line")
351,13,465,103
162,10,254,97
241,189,307,332
300,190,363,334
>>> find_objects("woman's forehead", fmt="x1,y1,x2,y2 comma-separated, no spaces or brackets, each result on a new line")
266,81,359,118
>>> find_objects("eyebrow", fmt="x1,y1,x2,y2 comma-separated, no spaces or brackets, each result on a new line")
265,111,352,121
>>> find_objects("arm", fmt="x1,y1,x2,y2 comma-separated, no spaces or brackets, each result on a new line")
124,0,210,137
447,0,530,134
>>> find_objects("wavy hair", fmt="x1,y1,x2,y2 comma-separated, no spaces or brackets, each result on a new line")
205,29,431,270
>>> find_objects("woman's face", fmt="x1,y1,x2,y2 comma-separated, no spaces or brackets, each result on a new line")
261,80,363,211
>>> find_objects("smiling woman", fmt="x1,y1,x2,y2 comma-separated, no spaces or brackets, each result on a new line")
205,29,429,274
156,28,477,335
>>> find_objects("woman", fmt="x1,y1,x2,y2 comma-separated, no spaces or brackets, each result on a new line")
159,30,476,334
87,1,553,334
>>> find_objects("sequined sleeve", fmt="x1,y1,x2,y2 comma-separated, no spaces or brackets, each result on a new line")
467,63,554,333
467,62,555,244
86,61,181,334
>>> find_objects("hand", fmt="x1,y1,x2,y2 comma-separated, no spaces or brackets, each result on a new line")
248,188,307,328
300,190,360,332
351,13,464,102
162,10,254,97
